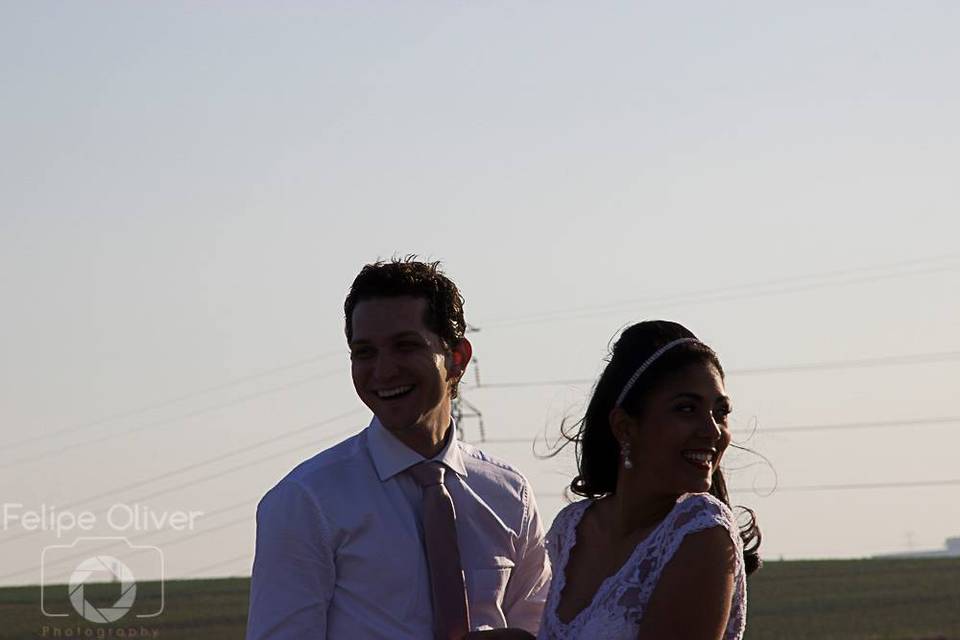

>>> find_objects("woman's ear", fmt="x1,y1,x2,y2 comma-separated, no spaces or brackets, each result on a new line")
608,406,634,444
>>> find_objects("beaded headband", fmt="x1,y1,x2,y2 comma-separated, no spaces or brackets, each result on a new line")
614,337,700,408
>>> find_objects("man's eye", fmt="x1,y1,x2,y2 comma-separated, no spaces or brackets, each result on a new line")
675,404,696,413
351,349,374,360
397,341,421,350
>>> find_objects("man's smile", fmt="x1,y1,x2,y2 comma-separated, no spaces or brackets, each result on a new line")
375,384,415,400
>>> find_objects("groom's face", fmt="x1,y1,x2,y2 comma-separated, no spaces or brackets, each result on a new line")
348,296,456,434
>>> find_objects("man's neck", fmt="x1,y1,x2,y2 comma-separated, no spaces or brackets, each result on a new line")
391,411,453,459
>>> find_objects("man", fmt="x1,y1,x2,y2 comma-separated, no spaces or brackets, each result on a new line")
247,258,550,639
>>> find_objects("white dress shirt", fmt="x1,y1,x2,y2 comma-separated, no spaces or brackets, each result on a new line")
246,417,550,639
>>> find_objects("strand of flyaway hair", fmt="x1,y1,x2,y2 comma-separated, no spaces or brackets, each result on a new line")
7,251,954,452
0,408,365,548
0,367,346,470
3,349,343,451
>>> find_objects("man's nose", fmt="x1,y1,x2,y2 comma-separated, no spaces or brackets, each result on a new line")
373,353,400,379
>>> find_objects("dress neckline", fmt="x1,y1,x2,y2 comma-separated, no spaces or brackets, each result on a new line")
551,497,678,630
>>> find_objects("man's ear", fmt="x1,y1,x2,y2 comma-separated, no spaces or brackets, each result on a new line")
449,337,473,378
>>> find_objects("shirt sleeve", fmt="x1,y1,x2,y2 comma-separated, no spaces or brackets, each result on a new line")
502,481,551,633
246,480,335,640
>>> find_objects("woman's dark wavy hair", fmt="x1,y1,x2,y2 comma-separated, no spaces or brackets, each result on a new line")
564,320,762,574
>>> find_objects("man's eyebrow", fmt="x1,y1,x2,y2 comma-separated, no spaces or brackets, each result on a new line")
349,331,424,347
392,331,425,340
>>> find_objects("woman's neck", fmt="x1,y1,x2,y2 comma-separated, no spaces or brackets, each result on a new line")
609,487,679,539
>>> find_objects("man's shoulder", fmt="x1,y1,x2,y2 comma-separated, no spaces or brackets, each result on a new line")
458,442,531,497
271,429,369,495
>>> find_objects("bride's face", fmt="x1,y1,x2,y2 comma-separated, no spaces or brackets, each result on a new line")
620,361,732,497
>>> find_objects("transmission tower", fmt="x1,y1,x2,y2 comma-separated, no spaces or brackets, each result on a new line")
453,324,485,442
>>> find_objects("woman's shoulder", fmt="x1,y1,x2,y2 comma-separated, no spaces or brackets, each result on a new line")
655,493,744,568
549,498,593,534
672,492,736,527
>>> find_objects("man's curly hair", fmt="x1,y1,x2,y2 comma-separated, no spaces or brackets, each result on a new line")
344,256,467,352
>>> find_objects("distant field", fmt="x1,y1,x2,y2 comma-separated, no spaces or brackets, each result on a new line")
1,558,958,639
744,557,960,640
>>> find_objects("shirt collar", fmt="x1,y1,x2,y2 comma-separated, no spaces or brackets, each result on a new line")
366,416,468,482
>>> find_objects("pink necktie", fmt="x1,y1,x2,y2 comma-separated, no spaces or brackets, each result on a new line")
407,461,471,640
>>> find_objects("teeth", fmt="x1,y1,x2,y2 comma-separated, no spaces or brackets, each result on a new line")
376,385,413,399
683,451,714,464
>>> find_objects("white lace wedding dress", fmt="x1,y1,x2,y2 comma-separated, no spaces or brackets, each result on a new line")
537,492,747,640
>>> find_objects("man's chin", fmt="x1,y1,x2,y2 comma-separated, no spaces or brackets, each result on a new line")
379,418,415,433
376,412,422,433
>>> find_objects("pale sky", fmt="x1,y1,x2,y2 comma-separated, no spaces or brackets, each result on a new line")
2,1,960,587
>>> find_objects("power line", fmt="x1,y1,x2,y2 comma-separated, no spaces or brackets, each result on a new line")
3,350,344,451
0,367,347,471
1,507,257,582
477,253,960,329
158,476,960,584
474,416,960,445
467,349,960,389
760,416,960,433
10,251,953,453
729,350,960,375
0,408,365,548
535,477,960,498
7,252,954,457
742,479,960,493
0,497,258,581
8,465,958,582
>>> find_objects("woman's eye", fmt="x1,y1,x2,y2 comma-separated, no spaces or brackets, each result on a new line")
351,348,374,360
397,341,421,350
675,404,696,413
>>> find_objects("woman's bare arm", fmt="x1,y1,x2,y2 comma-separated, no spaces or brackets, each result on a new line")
634,526,737,640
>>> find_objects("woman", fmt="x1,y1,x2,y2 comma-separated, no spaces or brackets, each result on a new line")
536,320,761,639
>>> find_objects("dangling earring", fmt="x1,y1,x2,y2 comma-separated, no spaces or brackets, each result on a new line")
621,441,634,470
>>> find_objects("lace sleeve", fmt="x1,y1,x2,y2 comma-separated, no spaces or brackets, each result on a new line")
661,493,742,566
544,500,589,569
614,493,745,631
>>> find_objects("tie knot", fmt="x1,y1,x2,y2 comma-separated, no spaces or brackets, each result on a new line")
407,461,446,487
